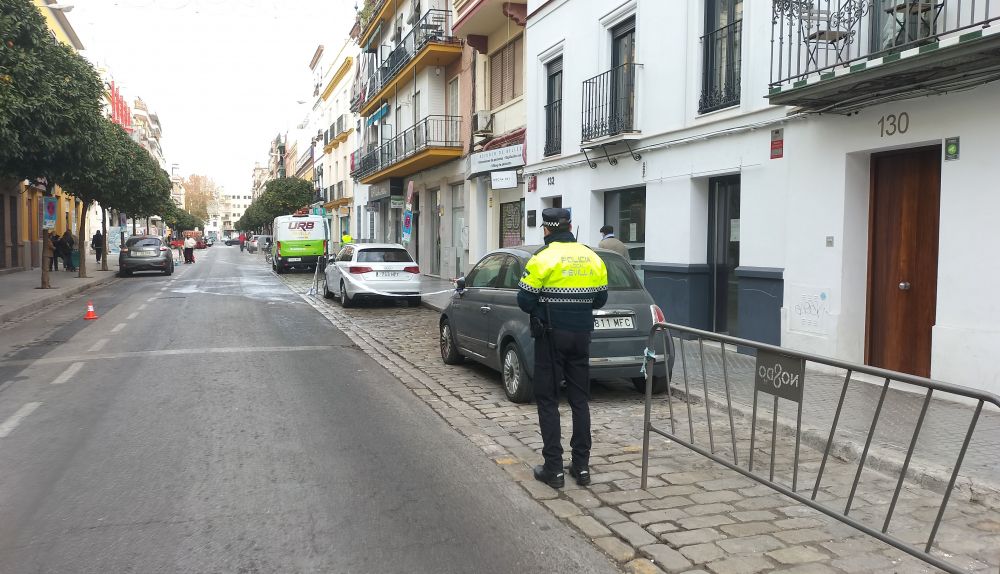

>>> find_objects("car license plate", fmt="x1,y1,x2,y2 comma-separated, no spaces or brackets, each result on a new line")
375,271,399,278
288,257,301,262
594,316,634,330
136,251,154,257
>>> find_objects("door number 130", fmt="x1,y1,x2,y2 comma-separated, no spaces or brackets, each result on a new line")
878,112,910,137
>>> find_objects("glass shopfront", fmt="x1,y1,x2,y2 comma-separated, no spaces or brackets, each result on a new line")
603,187,646,260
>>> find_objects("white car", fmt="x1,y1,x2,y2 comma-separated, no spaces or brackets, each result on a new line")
323,243,422,307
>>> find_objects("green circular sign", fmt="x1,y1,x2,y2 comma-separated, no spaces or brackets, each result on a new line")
947,143,958,155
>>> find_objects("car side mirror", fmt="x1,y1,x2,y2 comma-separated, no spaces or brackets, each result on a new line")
455,277,466,291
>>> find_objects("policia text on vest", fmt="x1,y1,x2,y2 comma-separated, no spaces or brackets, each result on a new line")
517,208,609,489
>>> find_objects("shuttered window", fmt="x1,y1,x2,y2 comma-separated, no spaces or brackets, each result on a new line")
489,36,523,109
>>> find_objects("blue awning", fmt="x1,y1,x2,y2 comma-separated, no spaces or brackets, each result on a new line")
366,103,389,126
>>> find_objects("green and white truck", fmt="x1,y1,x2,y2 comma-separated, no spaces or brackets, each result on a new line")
272,213,327,274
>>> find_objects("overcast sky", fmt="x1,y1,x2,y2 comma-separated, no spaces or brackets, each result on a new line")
70,0,357,196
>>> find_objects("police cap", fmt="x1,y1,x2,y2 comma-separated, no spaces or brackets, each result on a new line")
541,207,571,228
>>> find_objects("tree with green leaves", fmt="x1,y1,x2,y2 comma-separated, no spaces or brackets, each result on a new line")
0,0,104,182
236,178,314,234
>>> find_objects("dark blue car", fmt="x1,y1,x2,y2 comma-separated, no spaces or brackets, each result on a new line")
439,246,674,403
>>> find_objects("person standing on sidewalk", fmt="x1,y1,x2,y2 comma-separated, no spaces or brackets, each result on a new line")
91,230,104,264
598,225,630,261
517,207,608,489
238,232,246,252
47,231,60,271
59,229,76,272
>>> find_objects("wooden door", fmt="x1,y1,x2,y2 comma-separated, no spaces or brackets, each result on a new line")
867,146,941,377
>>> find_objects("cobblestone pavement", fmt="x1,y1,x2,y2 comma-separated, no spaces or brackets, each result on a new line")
280,270,1000,574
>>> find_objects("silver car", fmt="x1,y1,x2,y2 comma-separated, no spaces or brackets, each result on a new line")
438,246,673,403
323,243,422,307
119,236,174,276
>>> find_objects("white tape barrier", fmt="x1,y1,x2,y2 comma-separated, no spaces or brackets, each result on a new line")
319,268,458,299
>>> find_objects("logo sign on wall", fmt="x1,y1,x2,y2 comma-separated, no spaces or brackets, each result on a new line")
42,197,57,229
490,171,518,189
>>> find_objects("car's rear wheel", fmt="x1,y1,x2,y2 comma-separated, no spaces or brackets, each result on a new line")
340,281,354,308
502,342,533,403
632,375,669,395
439,318,463,365
164,263,173,276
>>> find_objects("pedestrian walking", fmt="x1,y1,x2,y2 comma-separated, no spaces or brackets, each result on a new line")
60,229,76,271
183,236,196,264
91,230,104,264
517,208,609,489
238,232,246,252
598,225,631,261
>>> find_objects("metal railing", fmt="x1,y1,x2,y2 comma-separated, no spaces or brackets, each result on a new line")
639,322,1000,574
581,62,640,142
349,115,462,180
700,19,742,113
350,9,458,114
357,0,389,38
771,0,1000,89
544,99,562,156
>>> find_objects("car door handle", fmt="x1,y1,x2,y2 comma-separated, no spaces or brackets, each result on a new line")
480,306,491,314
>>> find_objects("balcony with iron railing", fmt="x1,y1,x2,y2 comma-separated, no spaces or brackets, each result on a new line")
769,0,1000,112
349,115,463,184
544,99,562,156
352,9,463,117
701,19,743,113
581,63,641,143
357,0,392,49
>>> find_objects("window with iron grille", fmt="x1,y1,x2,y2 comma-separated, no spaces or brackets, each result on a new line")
544,57,563,157
700,0,742,114
489,36,524,109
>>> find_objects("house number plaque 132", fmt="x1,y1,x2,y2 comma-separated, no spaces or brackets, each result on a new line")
877,112,910,137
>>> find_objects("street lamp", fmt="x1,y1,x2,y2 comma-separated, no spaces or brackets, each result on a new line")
47,3,74,11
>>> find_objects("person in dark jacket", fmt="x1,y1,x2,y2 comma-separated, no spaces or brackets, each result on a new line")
517,208,609,489
60,229,76,271
47,231,60,271
91,230,104,264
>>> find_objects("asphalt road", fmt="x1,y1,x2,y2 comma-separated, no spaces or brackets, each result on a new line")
0,246,619,574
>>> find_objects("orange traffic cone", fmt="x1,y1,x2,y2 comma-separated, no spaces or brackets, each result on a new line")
83,300,99,320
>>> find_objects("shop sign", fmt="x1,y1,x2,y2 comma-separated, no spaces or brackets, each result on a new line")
338,206,350,217
402,181,414,244
469,144,525,176
390,196,405,209
490,171,518,190
945,137,960,161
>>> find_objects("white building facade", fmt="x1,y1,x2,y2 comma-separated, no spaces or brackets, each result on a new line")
524,0,1000,394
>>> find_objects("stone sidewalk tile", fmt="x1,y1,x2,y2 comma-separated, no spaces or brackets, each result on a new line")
625,558,666,574
281,274,1000,574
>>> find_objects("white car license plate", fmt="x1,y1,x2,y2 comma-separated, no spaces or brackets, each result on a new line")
287,257,301,262
375,271,399,278
594,316,634,330
136,251,154,257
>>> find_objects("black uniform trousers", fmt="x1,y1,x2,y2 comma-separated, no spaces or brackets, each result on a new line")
534,328,592,473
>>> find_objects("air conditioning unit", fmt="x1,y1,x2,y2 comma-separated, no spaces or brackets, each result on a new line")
473,110,493,135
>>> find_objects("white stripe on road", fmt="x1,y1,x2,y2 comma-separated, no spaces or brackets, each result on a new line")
111,323,126,333
138,304,147,311
88,338,109,352
0,403,42,438
127,312,139,320
51,362,84,385
147,297,157,302
0,346,340,367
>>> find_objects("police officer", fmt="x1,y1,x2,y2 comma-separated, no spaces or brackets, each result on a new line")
518,208,608,488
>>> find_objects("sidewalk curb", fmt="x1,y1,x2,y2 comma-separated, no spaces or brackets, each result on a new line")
0,271,120,325
668,386,1000,510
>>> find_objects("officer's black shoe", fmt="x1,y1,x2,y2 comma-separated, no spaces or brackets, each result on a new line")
569,465,591,486
533,465,565,489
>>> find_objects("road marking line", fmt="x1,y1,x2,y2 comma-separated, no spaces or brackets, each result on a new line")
88,338,108,352
51,361,84,385
127,312,139,320
147,297,157,302
111,323,126,333
0,403,42,438
0,345,341,367
138,304,147,311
